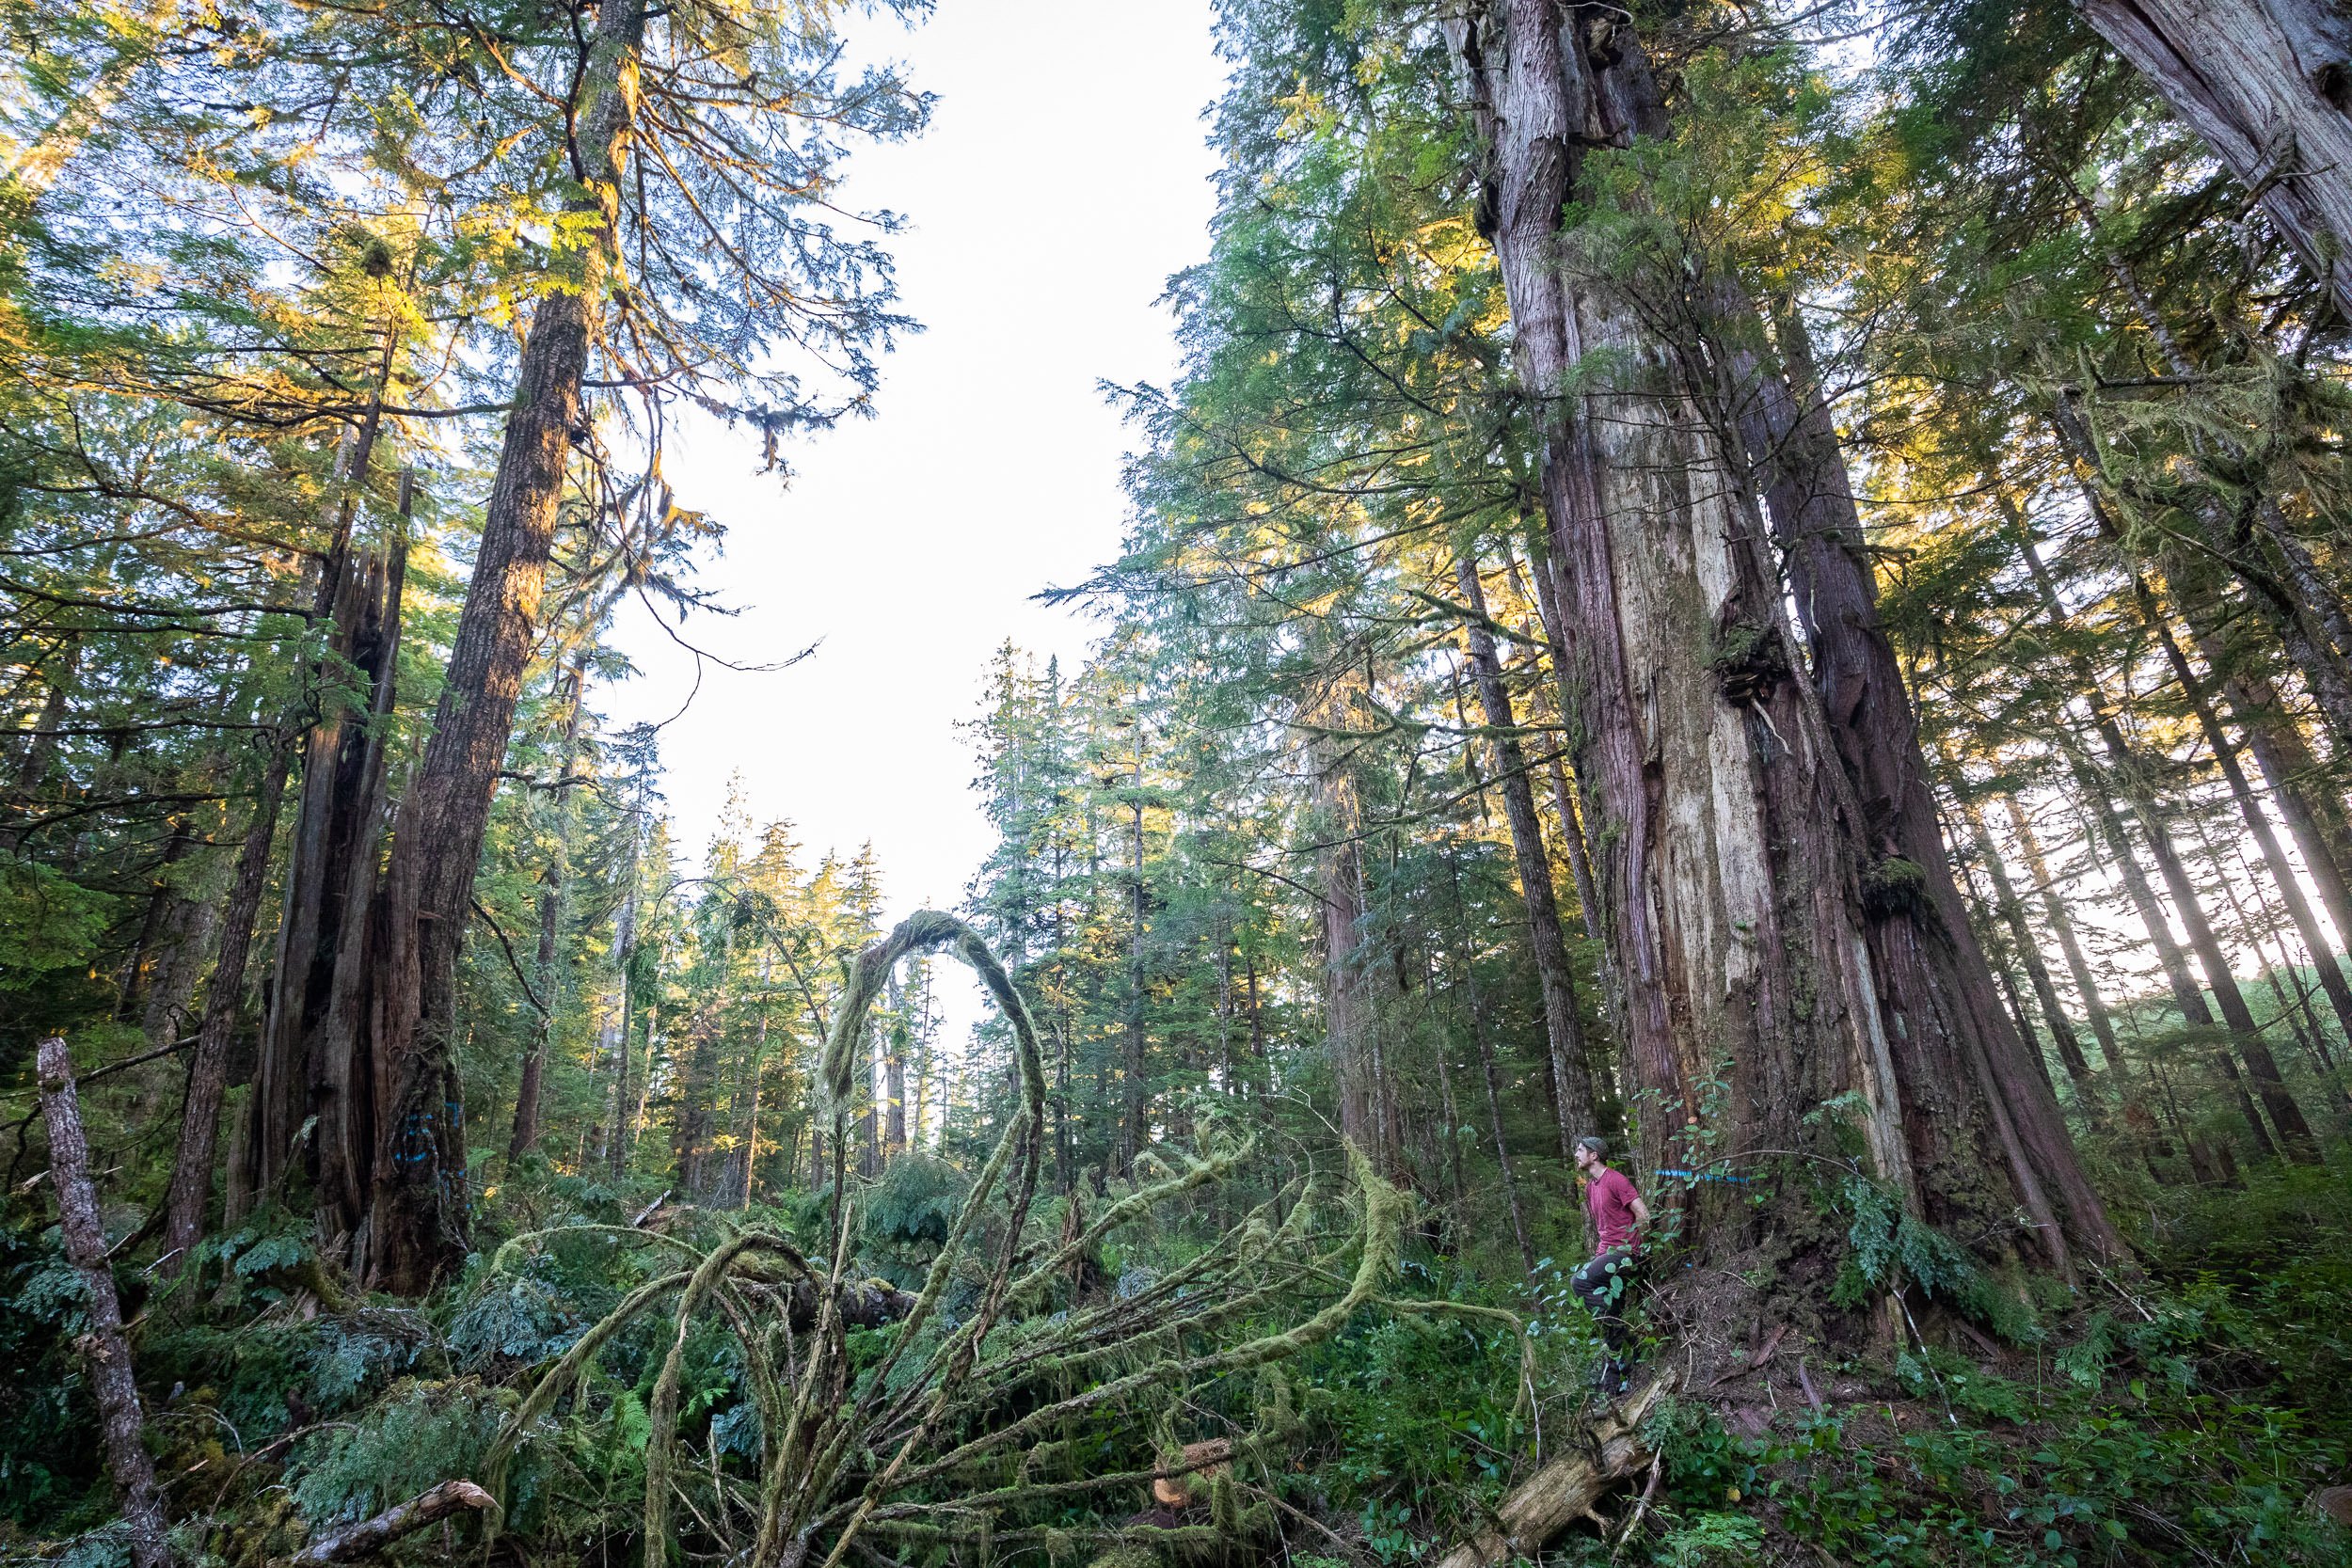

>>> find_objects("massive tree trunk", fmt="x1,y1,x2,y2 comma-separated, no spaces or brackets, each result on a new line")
1450,3,2112,1280
1736,304,2115,1259
358,0,647,1292
167,436,401,1262
1454,552,1602,1147
246,516,408,1235
2076,0,2352,319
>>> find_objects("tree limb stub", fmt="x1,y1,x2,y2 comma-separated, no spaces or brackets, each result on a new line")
1435,1375,1673,1568
291,1480,494,1565
36,1037,172,1568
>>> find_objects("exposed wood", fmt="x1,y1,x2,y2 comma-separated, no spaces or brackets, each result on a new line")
37,1037,171,1568
290,1479,493,1565
1435,1375,1670,1568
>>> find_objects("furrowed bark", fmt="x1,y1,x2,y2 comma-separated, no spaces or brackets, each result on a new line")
38,1037,171,1568
360,0,648,1293
2074,0,2352,320
1738,303,2112,1259
1450,2,2105,1286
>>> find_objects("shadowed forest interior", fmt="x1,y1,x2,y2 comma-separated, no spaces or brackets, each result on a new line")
6,2,2352,1565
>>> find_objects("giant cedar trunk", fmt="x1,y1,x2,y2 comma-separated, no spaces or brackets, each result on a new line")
1737,307,2116,1258
2076,0,2352,320
358,0,647,1292
246,537,406,1229
1452,3,2109,1279
170,438,397,1259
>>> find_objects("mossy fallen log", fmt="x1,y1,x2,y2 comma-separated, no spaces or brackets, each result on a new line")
1434,1374,1672,1568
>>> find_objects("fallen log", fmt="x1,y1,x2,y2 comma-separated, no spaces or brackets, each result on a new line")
290,1480,493,1564
1435,1374,1672,1568
38,1037,172,1568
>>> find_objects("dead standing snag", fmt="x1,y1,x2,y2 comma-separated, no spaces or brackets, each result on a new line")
36,1036,172,1568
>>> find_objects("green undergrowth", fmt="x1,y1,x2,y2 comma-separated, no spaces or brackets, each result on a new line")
3,1155,2350,1567
1580,1161,2352,1567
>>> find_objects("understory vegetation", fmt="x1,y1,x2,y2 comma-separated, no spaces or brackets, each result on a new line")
8,0,2352,1564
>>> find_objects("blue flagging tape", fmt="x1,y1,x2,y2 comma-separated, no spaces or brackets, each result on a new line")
1655,1167,1753,1184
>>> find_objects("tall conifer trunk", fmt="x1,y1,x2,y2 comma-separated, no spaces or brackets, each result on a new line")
2003,799,2127,1075
358,0,647,1291
508,657,589,1164
1450,1,2114,1279
1454,552,1601,1148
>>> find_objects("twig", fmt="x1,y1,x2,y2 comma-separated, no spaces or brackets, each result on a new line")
1610,1450,1663,1560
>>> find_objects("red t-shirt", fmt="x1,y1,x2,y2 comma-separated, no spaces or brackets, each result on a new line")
1585,1164,1641,1255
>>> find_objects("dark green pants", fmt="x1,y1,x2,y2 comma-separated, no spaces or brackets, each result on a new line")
1570,1248,1639,1354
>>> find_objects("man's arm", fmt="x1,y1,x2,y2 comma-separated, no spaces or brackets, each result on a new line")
1629,1193,1651,1227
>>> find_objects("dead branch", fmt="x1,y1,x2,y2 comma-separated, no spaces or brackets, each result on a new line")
290,1479,493,1564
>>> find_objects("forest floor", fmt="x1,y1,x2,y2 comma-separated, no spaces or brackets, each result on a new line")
3,1151,2348,1568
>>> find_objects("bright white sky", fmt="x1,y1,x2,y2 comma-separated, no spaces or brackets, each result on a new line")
600,2,1228,1052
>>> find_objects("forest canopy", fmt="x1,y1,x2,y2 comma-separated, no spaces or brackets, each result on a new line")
5,2,2352,1566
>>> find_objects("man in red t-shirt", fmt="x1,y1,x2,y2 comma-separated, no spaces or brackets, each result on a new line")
1570,1135,1649,1394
